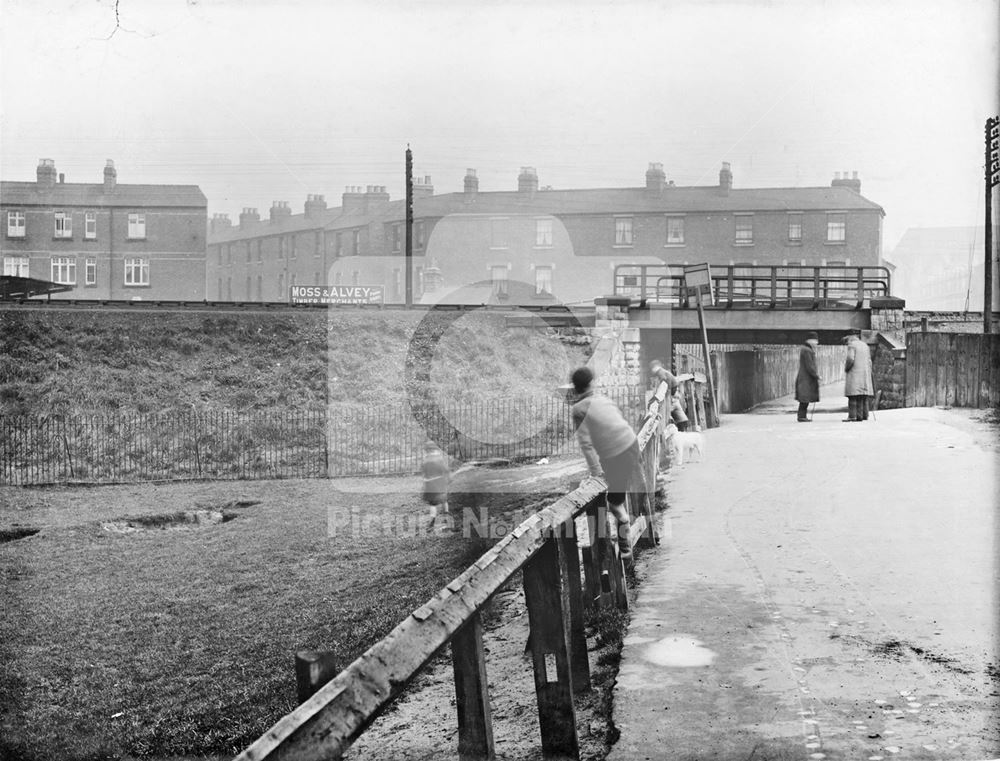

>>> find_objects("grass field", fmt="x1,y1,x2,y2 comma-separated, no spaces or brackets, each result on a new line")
0,474,566,761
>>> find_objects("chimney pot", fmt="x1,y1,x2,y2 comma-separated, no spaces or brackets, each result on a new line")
36,158,57,190
645,161,666,191
517,166,539,194
103,158,117,191
718,161,733,194
464,167,480,197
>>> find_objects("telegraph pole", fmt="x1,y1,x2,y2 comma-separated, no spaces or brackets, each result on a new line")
985,117,999,333
405,145,414,308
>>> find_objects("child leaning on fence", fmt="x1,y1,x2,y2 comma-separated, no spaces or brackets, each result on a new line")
568,366,638,559
421,442,450,531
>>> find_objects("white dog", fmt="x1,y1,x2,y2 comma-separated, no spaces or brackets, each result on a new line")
669,430,705,465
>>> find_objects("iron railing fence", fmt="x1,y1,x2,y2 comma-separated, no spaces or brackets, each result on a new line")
0,387,646,486
613,263,892,306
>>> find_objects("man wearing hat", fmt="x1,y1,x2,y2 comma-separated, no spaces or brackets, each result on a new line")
843,331,874,422
795,332,820,422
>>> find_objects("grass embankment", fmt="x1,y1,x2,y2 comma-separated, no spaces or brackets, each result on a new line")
0,307,595,759
1,309,590,479
0,308,588,417
1,477,554,760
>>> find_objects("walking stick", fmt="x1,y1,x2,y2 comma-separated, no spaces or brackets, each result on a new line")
809,402,815,421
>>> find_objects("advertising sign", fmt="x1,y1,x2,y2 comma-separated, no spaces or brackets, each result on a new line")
290,285,384,305
683,263,714,306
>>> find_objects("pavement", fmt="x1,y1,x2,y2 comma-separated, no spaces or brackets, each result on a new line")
609,383,1000,761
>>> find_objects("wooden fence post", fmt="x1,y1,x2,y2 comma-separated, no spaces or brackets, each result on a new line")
557,534,591,694
522,538,580,759
584,502,627,612
451,613,495,761
294,650,340,704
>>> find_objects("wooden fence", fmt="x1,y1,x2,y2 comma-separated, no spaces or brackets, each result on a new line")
233,380,683,761
906,332,1000,408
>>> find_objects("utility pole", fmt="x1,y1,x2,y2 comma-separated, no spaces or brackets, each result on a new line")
986,117,999,333
405,145,414,308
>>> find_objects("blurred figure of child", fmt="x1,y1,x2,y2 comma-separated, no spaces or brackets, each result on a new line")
422,442,450,532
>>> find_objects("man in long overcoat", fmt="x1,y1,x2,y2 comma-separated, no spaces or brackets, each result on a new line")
844,332,874,422
795,331,820,422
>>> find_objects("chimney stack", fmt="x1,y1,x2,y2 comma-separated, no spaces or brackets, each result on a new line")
36,158,57,190
239,207,261,227
718,161,733,195
304,194,327,219
645,162,666,192
831,169,861,194
363,185,390,211
210,213,232,234
103,159,117,192
518,166,538,194
464,168,479,198
413,175,434,199
341,186,367,214
270,200,292,223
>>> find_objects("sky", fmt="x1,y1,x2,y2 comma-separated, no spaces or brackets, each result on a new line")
1,0,997,255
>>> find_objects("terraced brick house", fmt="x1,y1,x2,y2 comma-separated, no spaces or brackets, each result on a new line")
1,159,207,300
206,162,885,307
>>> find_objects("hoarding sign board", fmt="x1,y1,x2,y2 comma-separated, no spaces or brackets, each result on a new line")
291,285,384,305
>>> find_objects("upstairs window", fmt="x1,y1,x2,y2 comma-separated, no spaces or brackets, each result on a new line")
826,213,846,243
124,258,149,286
788,213,802,243
735,214,754,245
54,211,72,239
352,229,361,254
534,265,553,296
256,240,263,263
51,256,76,284
7,211,25,238
315,231,322,257
85,211,97,240
3,256,29,277
246,242,252,262
415,221,425,249
127,213,145,239
614,217,633,246
490,219,508,249
85,257,97,285
535,218,553,247
291,235,297,259
666,216,685,245
335,232,343,256
392,225,401,253
278,237,286,259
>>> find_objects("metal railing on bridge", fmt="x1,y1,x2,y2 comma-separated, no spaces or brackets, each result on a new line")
613,264,891,308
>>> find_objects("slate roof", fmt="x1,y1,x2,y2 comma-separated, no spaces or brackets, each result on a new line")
209,184,883,244
0,181,206,208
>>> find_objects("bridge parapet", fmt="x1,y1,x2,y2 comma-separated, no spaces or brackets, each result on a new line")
614,263,893,309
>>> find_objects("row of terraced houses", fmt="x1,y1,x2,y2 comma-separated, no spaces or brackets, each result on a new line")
1,158,888,304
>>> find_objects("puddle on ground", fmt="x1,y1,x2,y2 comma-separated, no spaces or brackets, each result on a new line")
102,509,236,533
0,527,40,543
644,635,718,667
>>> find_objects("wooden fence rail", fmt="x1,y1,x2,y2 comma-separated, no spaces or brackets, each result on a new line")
233,380,680,761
